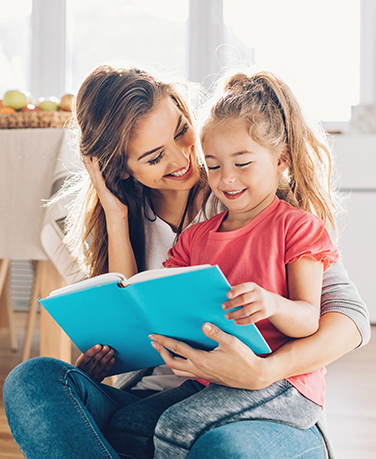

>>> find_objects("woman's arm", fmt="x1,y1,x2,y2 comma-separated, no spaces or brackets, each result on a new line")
150,312,361,390
76,159,138,380
150,260,370,390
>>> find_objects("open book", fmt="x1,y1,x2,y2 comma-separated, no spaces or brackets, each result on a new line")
39,265,271,376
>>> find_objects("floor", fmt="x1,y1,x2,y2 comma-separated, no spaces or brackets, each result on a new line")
0,314,375,458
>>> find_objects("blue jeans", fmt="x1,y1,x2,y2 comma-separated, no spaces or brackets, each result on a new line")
3,357,325,459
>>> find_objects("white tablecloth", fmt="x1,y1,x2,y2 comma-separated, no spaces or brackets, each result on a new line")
0,128,82,284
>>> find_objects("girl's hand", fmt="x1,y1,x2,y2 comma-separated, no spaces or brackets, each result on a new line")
149,323,273,390
82,157,129,222
75,344,115,383
222,282,277,325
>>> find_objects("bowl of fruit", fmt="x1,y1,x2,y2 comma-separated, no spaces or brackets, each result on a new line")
0,90,74,129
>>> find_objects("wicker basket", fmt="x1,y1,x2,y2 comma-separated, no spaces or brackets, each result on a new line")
0,111,72,129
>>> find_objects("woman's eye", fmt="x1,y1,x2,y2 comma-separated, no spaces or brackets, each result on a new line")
148,151,164,165
236,161,252,167
174,124,189,139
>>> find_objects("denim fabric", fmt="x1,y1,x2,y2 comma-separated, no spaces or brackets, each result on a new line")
187,420,326,459
106,380,204,459
3,357,141,459
153,380,322,459
3,357,326,459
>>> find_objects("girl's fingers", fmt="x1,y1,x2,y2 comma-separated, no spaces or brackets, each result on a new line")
225,306,254,322
222,283,257,310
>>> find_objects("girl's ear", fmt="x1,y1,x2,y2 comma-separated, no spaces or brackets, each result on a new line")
277,145,291,172
121,170,130,180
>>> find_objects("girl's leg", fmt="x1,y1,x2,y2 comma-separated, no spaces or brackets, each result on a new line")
153,380,322,459
106,380,204,459
3,357,142,459
187,421,326,459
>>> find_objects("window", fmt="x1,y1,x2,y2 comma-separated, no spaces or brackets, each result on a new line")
224,0,360,123
66,0,189,94
0,0,32,96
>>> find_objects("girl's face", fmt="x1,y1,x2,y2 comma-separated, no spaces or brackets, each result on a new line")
202,121,288,225
126,97,200,193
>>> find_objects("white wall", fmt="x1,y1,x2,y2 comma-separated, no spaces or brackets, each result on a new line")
333,134,376,324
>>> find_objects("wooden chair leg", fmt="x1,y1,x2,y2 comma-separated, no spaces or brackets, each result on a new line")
22,260,42,361
0,259,18,351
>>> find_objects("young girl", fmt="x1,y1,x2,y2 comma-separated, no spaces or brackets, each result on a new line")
143,70,340,458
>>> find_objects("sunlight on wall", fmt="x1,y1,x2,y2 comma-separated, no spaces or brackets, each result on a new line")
224,0,360,122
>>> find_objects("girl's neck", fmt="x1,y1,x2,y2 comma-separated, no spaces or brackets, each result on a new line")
219,193,276,232
149,188,202,233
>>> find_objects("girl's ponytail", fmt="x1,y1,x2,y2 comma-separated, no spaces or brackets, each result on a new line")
201,70,339,235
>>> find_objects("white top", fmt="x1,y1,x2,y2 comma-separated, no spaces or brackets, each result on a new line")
132,195,223,391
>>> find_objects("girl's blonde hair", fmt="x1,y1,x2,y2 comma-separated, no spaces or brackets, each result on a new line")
63,65,205,277
200,71,338,233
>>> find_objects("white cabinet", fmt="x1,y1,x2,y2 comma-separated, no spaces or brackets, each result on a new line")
332,135,376,324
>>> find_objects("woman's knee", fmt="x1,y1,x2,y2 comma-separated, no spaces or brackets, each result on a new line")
4,357,72,406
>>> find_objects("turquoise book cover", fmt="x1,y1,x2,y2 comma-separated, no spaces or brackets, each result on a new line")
39,265,271,376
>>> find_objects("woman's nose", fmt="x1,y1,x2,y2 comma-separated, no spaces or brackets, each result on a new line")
169,144,189,167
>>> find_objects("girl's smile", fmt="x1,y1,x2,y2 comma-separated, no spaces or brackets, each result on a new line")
221,188,247,199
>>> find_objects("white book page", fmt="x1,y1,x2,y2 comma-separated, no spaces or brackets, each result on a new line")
48,272,126,297
46,265,212,298
126,264,212,285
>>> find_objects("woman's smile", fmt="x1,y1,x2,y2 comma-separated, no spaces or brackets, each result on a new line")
165,156,192,179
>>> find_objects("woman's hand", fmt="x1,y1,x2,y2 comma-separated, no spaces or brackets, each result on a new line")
75,344,115,383
83,156,138,278
83,157,129,222
222,282,277,325
149,323,274,390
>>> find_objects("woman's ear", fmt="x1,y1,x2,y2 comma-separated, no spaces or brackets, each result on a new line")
121,170,130,180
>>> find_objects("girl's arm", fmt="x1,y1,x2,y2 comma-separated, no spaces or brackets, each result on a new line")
150,261,369,389
223,258,323,338
83,158,138,278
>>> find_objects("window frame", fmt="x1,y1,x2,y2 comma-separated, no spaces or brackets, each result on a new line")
31,0,369,128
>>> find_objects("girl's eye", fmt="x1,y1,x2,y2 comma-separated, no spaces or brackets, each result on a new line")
174,124,189,139
236,161,252,167
148,151,164,165
207,165,220,170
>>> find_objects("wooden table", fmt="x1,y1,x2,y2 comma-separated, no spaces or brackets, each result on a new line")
0,128,81,362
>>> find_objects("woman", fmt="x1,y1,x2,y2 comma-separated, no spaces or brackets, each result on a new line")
4,65,370,459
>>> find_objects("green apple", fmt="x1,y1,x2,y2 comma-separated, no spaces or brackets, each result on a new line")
3,90,27,110
38,97,59,111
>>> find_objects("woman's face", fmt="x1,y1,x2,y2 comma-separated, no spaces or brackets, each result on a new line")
126,97,200,192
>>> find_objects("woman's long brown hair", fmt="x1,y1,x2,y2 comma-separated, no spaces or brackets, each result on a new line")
63,65,204,277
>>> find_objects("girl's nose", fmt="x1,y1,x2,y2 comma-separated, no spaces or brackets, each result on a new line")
221,167,236,184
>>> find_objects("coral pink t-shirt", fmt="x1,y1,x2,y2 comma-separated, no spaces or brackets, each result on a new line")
163,197,339,406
